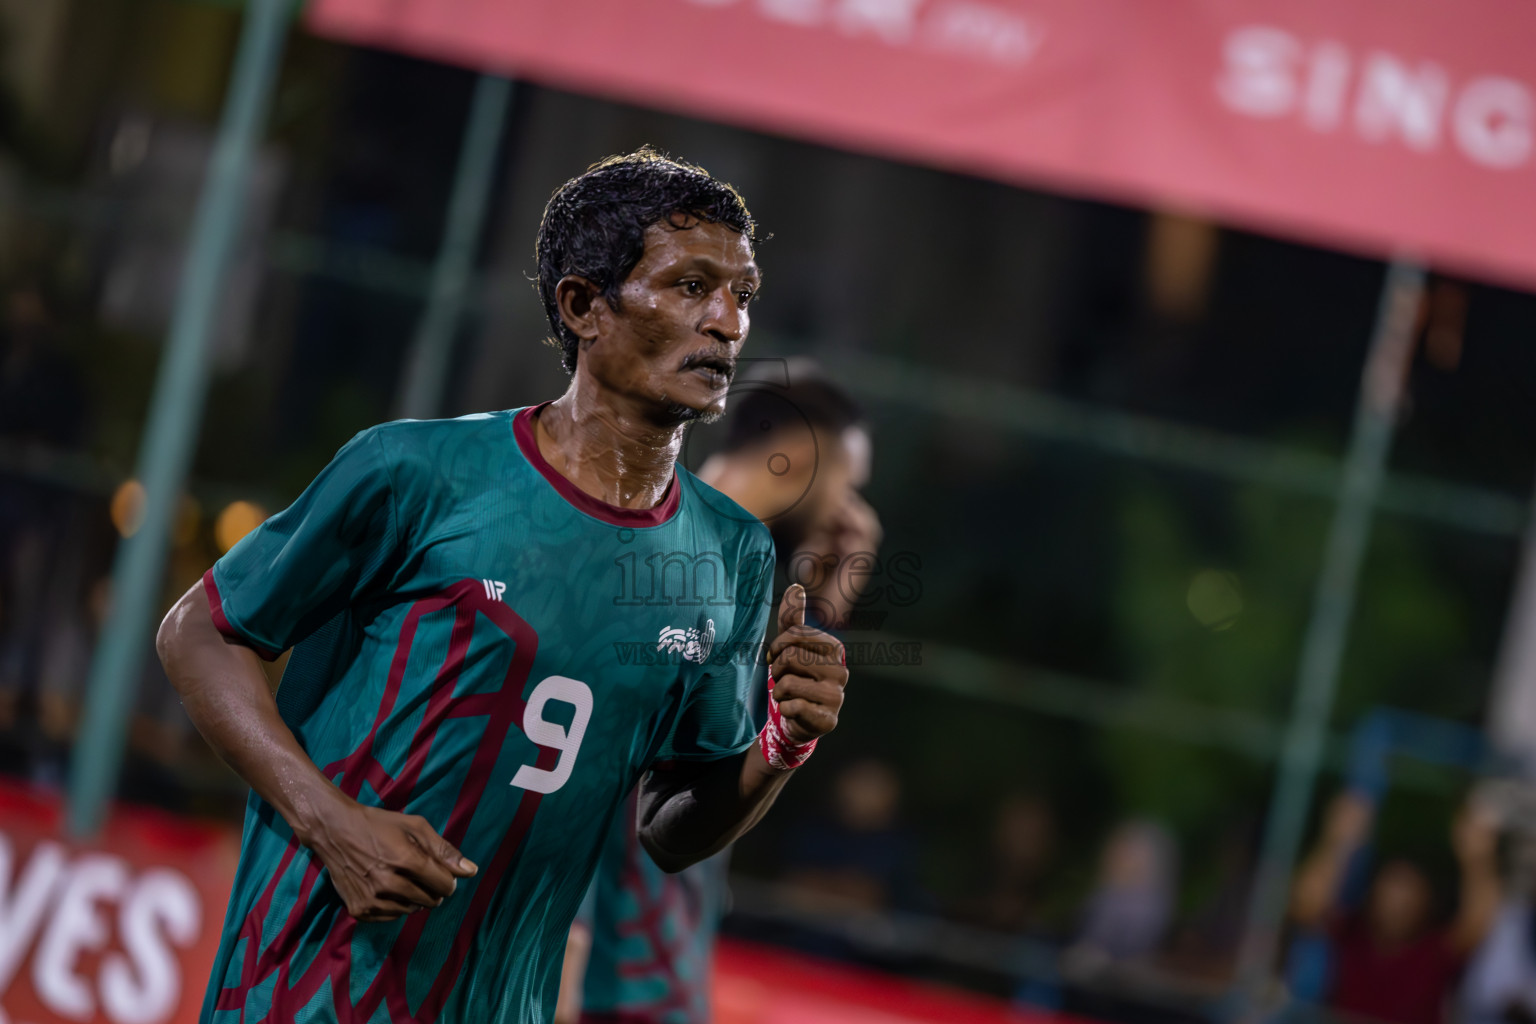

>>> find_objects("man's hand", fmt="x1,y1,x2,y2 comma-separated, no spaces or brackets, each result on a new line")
299,795,478,922
767,583,848,747
637,583,845,869
1321,791,1375,851
1451,798,1500,865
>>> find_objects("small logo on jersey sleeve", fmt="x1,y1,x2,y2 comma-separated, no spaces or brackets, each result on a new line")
657,618,715,664
482,579,507,601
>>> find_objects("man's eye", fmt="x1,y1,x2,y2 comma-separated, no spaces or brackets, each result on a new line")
737,291,754,305
682,280,704,295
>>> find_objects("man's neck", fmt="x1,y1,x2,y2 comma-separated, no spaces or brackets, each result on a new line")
533,381,684,510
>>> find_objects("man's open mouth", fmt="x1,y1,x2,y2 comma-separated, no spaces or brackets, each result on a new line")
682,353,735,384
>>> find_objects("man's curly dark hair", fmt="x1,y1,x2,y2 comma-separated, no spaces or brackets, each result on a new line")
535,147,759,374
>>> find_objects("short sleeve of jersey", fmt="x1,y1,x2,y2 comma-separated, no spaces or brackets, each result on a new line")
654,536,774,764
204,428,400,659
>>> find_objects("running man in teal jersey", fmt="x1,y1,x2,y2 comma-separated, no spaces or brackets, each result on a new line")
558,367,880,1024
156,149,849,1024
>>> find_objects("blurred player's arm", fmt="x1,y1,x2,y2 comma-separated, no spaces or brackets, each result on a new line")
1290,791,1373,927
158,582,477,922
638,584,846,873
553,879,598,1023
552,922,590,1024
1447,797,1502,954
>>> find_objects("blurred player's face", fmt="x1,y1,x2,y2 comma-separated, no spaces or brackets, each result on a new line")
994,796,1055,872
773,426,864,555
1368,860,1432,943
581,217,759,424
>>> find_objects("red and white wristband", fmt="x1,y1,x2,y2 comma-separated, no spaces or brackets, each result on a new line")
759,670,817,771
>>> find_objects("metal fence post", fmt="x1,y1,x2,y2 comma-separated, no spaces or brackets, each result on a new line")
394,74,513,420
1234,259,1426,1014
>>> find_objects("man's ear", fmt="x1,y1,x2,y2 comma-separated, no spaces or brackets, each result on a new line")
555,275,605,343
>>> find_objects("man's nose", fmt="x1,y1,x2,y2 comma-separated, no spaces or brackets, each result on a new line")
700,288,746,343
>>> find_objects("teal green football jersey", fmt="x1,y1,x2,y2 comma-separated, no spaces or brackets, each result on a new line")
199,404,774,1024
577,791,730,1024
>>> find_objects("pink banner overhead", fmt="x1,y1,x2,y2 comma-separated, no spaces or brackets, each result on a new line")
308,0,1536,289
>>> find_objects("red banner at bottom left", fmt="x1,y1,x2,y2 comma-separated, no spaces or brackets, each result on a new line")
0,780,239,1024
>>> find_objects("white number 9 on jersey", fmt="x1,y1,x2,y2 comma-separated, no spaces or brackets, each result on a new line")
510,675,593,795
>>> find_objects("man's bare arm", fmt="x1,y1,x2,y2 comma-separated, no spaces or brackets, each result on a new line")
552,923,592,1024
1447,799,1502,955
1291,791,1372,927
157,581,477,921
637,748,796,873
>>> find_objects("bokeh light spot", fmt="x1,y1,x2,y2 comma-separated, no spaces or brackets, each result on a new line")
1186,569,1243,631
110,480,145,538
216,501,268,553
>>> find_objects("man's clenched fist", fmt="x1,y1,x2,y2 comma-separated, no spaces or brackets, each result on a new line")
300,797,479,922
766,583,848,749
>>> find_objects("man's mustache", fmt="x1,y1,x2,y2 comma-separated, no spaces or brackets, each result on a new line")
680,350,737,379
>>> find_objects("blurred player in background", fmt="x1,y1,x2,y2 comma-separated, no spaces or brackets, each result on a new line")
156,150,851,1024
558,365,879,1023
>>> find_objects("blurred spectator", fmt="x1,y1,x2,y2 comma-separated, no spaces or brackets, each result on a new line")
1461,896,1536,1024
1461,829,1536,1024
1162,816,1259,983
1064,818,1180,973
0,584,11,722
1290,791,1502,1024
35,575,112,746
20,573,106,786
960,792,1059,933
0,278,87,719
0,581,20,777
0,278,85,447
783,758,922,913
0,527,53,727
25,575,194,796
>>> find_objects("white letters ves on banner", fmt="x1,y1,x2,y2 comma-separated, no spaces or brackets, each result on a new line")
0,784,237,1024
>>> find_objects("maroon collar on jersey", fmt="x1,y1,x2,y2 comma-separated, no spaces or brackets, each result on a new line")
513,403,682,527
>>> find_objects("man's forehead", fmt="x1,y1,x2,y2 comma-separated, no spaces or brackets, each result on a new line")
641,219,758,274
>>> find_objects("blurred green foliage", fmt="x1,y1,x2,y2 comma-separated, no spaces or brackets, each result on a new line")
1104,479,1468,833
